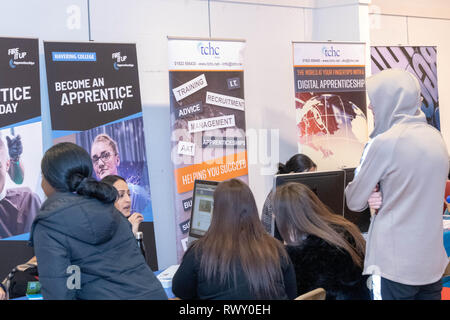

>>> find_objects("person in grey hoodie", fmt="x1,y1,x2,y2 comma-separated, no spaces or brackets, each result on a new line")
30,142,167,300
345,69,449,300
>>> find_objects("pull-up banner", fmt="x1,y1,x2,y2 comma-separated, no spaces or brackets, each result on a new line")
44,42,158,269
0,37,43,240
293,42,368,170
168,38,248,261
371,46,439,130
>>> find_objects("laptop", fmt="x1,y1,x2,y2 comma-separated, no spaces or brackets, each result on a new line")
187,180,219,247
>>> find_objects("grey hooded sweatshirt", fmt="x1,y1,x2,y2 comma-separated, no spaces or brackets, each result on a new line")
345,69,449,285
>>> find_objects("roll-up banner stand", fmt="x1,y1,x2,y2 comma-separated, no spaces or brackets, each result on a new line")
292,41,368,171
168,37,248,261
0,37,43,241
44,42,158,270
371,46,439,130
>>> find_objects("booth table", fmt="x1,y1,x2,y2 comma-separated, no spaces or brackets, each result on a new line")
11,230,450,300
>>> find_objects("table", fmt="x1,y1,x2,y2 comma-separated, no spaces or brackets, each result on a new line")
10,232,449,300
12,269,175,300
153,269,176,299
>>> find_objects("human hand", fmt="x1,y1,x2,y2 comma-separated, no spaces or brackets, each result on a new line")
368,185,382,213
6,135,23,162
128,212,144,235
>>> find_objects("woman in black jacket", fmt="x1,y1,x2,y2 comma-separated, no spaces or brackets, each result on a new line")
272,182,371,300
30,142,167,300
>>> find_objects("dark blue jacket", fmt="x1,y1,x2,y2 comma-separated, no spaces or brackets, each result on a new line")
29,192,167,300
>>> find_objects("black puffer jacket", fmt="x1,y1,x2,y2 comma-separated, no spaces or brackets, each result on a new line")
29,192,167,300
286,234,371,300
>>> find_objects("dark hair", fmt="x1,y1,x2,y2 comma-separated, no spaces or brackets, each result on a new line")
277,153,316,174
100,175,126,187
273,182,366,268
41,142,117,203
191,179,289,299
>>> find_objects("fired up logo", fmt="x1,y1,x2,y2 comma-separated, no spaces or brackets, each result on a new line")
8,48,35,68
112,51,134,70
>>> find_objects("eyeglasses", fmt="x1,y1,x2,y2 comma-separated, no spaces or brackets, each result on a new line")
92,151,114,166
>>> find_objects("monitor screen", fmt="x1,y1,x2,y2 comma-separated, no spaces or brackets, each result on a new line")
189,180,218,239
274,170,346,216
343,167,371,233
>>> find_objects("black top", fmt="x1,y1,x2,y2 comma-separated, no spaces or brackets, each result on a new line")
286,233,371,300
30,192,167,300
172,245,297,300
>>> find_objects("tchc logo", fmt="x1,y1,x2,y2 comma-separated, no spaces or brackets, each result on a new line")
198,42,220,56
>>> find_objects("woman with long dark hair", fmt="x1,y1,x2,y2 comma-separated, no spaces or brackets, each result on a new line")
30,142,167,300
273,182,370,300
172,179,297,300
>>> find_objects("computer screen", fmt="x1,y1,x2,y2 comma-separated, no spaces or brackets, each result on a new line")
189,180,219,239
343,167,371,233
274,170,346,216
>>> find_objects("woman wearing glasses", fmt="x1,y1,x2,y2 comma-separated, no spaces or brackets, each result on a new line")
90,133,120,180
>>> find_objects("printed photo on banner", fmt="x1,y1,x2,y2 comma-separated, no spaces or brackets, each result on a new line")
170,71,247,169
295,91,367,159
293,42,368,169
168,39,248,261
371,46,439,130
43,41,158,269
54,117,153,222
0,122,43,240
169,70,248,260
0,37,42,240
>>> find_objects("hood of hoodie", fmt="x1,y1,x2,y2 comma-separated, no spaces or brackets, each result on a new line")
30,192,120,246
367,68,426,139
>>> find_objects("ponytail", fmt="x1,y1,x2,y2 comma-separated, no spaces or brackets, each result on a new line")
68,173,117,203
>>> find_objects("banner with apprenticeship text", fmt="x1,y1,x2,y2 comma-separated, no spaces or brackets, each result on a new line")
44,42,158,269
168,38,248,261
371,46,439,130
293,42,368,170
0,37,44,240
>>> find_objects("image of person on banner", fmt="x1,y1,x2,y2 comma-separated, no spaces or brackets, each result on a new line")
71,117,153,222
90,133,121,180
0,135,41,239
